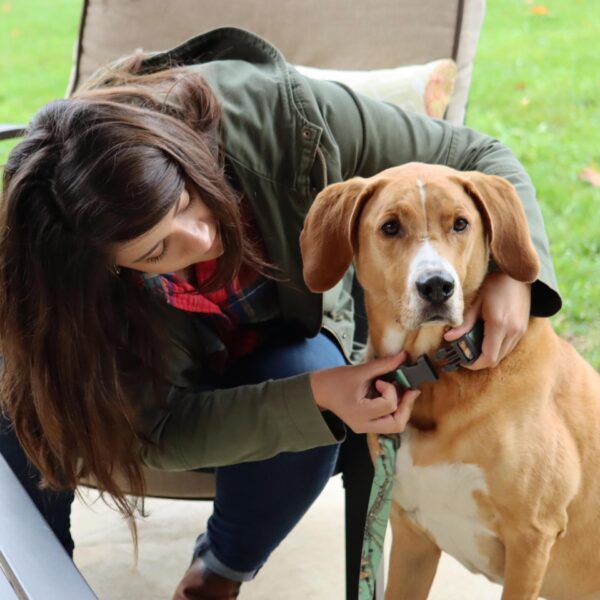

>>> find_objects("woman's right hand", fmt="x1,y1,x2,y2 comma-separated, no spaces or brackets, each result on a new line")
309,352,420,434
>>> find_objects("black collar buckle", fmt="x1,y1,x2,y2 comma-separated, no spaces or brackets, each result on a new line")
383,320,485,390
385,354,438,390
434,320,484,372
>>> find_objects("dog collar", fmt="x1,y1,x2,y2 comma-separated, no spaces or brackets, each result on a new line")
384,319,485,390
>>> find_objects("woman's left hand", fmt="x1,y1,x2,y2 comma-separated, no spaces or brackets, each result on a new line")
443,272,532,370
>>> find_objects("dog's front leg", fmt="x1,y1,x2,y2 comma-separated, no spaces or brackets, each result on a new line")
501,530,557,600
385,503,441,600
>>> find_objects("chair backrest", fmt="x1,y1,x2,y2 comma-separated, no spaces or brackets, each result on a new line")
75,0,486,499
70,0,486,124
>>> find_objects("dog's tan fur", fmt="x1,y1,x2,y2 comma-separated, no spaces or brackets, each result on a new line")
301,163,600,600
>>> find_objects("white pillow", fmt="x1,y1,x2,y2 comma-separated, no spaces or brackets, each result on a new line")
295,59,457,118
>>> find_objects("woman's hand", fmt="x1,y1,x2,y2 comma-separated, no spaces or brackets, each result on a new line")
444,272,531,370
309,352,420,434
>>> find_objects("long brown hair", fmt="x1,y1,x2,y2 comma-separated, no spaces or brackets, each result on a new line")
0,55,269,526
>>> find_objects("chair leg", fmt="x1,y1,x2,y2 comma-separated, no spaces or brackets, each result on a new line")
375,553,385,600
340,429,375,600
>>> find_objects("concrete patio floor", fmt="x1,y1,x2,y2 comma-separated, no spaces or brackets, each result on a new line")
72,476,505,599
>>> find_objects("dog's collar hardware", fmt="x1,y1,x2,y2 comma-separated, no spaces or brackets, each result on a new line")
435,319,484,372
386,354,438,390
381,432,401,450
384,320,485,389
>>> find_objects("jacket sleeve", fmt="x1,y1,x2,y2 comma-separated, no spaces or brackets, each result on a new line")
137,317,344,471
304,77,562,317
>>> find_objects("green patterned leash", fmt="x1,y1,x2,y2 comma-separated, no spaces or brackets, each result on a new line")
358,433,399,600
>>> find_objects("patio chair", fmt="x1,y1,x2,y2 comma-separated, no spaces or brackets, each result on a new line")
0,0,486,598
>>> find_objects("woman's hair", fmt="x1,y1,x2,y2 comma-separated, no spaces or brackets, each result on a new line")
0,53,270,525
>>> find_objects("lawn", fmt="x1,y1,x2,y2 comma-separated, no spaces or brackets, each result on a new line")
1,0,598,368
467,0,600,368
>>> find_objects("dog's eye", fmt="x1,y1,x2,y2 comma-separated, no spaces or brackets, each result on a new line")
381,219,401,237
453,218,469,232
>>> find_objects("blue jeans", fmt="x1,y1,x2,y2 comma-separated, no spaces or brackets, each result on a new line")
0,332,345,579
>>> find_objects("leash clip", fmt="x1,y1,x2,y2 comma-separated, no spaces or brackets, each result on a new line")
386,354,438,390
435,319,484,371
380,432,401,450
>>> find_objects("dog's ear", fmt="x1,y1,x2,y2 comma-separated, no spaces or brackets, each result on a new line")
300,177,374,292
454,172,540,283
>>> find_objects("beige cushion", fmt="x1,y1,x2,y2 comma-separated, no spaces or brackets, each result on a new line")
295,59,457,119
70,0,485,123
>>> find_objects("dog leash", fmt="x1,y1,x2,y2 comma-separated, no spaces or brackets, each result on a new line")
357,321,484,600
358,433,399,599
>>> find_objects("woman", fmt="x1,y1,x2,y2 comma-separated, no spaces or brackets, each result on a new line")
0,28,561,599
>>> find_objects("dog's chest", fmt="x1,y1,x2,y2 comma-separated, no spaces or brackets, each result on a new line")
392,429,502,582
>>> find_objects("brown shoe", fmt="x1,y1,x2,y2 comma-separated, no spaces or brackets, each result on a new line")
172,556,242,600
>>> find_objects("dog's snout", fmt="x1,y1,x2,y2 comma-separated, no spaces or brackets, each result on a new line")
416,272,455,305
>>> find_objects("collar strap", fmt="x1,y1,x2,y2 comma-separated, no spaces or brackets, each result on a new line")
385,320,485,390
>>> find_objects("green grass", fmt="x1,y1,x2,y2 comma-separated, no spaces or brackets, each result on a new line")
0,0,81,122
1,0,598,367
467,0,600,367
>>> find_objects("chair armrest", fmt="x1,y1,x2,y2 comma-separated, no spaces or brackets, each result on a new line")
0,125,26,142
0,572,19,600
0,454,97,600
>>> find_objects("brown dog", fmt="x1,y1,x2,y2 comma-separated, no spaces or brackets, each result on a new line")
300,163,600,600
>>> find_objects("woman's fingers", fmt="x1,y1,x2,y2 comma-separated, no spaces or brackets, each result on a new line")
354,383,420,434
444,299,481,342
310,352,418,434
359,382,398,420
460,273,531,370
464,319,503,369
362,351,407,380
394,389,420,424
374,378,395,398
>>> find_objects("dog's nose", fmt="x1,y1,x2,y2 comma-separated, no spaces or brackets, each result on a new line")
416,272,455,305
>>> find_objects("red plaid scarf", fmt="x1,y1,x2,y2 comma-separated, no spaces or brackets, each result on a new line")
141,259,278,371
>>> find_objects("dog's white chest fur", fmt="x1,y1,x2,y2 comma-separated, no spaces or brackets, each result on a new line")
392,429,501,582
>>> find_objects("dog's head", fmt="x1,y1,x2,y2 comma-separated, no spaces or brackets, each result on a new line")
300,163,540,337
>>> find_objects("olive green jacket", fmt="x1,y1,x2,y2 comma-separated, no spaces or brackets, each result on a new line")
137,28,561,471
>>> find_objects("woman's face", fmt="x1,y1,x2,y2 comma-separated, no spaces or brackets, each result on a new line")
114,185,223,274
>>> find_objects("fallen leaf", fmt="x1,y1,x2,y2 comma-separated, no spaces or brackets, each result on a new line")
515,81,527,91
531,5,549,15
579,165,600,187
520,96,530,106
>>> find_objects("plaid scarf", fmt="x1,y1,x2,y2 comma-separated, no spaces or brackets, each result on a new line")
141,259,279,371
